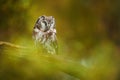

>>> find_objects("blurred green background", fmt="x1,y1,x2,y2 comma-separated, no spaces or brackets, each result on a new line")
0,0,120,80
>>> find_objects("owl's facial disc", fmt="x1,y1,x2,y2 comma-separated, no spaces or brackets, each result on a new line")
40,20,48,32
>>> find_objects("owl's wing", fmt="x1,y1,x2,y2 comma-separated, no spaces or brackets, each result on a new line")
52,35,58,54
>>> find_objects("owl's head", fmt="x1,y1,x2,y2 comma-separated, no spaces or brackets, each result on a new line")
34,15,55,32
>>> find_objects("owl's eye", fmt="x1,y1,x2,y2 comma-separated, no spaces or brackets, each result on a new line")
42,21,47,26
48,20,53,24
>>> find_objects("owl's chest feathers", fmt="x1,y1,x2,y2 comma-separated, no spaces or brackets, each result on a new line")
33,28,55,42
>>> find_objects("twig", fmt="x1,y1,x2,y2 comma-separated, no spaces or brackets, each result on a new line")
0,41,27,49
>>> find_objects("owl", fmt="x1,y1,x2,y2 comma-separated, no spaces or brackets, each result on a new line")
33,15,58,54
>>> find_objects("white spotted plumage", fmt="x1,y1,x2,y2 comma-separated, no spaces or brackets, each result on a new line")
33,15,58,54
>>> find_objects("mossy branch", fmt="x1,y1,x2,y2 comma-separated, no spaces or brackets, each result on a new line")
0,41,89,80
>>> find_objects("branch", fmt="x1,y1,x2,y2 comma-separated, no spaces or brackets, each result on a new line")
0,41,27,49
0,41,89,80
41,55,89,80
